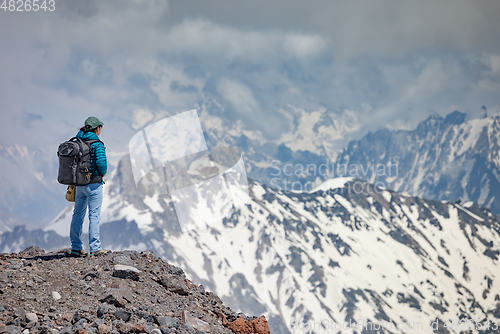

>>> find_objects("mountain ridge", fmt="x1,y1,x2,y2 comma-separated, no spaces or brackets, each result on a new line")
335,111,500,213
2,155,499,334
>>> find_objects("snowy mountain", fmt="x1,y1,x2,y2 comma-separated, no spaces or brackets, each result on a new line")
2,106,499,231
335,111,500,214
197,99,360,162
2,155,499,334
0,144,66,224
195,99,357,191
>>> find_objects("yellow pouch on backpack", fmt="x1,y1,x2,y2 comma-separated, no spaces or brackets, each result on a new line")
65,185,76,202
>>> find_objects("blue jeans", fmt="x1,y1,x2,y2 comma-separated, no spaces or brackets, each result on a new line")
70,183,103,252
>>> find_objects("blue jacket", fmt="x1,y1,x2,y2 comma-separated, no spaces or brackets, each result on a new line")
76,131,107,177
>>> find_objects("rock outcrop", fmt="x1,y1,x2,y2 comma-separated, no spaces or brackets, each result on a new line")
0,246,271,334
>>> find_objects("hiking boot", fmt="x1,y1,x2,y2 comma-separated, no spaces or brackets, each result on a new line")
90,249,111,257
70,249,88,257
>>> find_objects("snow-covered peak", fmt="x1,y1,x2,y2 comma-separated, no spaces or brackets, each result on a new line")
337,111,500,213
16,154,497,334
310,176,355,193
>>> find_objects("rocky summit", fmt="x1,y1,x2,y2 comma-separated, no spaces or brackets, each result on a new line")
0,246,271,334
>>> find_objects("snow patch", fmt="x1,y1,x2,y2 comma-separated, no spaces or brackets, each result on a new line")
311,177,355,193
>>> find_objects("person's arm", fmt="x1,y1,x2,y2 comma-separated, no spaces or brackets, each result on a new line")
94,142,107,176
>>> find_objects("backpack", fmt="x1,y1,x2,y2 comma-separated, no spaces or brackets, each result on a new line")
57,137,103,185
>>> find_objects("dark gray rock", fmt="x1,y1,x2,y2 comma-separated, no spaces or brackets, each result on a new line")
156,317,179,328
144,324,156,334
25,321,36,330
90,319,106,328
112,255,135,266
158,275,189,296
72,318,87,330
140,313,156,324
114,309,131,322
112,265,141,281
98,288,122,305
83,271,100,281
179,324,195,334
72,311,81,324
168,266,185,278
120,251,139,260
19,246,45,255
139,305,152,311
13,308,26,319
97,303,116,318
196,285,205,294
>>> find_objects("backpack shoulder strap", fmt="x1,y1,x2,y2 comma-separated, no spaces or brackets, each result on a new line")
83,139,105,150
84,139,102,145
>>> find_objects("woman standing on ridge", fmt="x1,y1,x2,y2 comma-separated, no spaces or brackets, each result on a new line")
70,116,110,257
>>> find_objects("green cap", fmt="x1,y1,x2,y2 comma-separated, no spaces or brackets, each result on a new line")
84,116,104,130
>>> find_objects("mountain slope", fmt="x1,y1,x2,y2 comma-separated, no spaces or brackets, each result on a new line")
335,111,500,213
2,156,500,334
0,144,66,223
0,247,271,334
187,99,354,192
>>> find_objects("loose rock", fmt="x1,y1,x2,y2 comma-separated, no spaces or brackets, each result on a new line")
181,312,210,332
74,329,88,334
25,313,37,323
0,248,268,334
168,267,185,278
115,310,131,322
19,246,45,256
51,292,61,301
130,325,146,333
112,265,141,281
156,317,178,328
158,275,188,296
96,324,110,334
0,325,22,334
111,256,135,267
227,318,254,334
250,316,271,334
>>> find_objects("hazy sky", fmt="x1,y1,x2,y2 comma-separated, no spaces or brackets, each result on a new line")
1,0,500,162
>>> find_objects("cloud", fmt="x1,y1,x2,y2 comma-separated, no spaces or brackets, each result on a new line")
0,0,500,161
132,109,154,130
218,79,258,113
283,34,329,63
216,78,291,138
168,0,500,59
160,19,329,66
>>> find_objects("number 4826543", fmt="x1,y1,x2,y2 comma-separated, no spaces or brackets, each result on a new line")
1,0,55,11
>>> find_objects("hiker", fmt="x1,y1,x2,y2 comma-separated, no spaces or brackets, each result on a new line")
69,116,110,257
